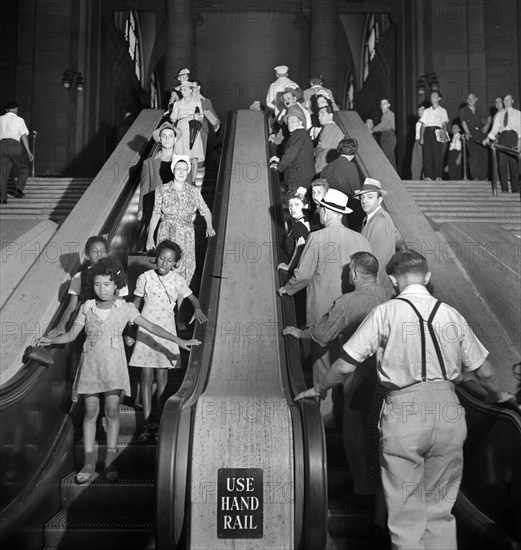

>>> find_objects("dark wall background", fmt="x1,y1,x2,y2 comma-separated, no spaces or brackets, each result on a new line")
195,10,310,121
1,0,519,180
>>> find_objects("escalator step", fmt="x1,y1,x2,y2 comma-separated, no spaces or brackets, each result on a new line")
328,497,374,537
60,471,154,509
326,533,374,549
44,509,154,548
74,435,156,469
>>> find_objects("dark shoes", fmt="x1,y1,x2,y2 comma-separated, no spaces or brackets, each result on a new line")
137,422,159,444
9,190,25,198
0,200,7,204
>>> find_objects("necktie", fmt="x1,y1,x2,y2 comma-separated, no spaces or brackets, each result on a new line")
504,109,509,127
362,217,368,229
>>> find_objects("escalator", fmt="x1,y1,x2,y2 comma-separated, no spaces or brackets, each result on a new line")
1,108,520,550
0,112,225,550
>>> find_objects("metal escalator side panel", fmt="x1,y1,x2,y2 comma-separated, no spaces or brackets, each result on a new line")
155,112,237,549
455,385,521,547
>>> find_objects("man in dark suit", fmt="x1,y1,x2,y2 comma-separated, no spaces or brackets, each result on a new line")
269,106,314,190
355,178,403,289
321,138,364,231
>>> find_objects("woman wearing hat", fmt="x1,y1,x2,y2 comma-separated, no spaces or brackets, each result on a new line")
170,81,205,181
146,155,215,284
138,123,182,229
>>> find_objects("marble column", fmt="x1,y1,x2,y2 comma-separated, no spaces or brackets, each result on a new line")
310,0,338,95
165,0,194,91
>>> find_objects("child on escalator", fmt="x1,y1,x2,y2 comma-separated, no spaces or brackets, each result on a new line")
39,258,200,484
128,240,208,443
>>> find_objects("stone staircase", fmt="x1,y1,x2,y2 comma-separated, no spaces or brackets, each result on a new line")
403,180,521,235
1,177,92,221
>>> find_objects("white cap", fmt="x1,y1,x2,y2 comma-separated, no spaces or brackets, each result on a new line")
274,65,289,75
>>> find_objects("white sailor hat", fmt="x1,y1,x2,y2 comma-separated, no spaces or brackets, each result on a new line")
274,65,289,75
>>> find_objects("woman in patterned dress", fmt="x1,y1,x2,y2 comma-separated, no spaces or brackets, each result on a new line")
145,155,216,285
39,259,200,484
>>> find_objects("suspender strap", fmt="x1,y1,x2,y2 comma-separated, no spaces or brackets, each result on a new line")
426,301,447,379
397,298,427,381
396,298,447,381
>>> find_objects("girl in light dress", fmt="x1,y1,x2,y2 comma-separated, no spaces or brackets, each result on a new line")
129,240,207,442
39,258,200,484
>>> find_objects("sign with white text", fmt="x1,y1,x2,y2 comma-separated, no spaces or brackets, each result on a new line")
217,468,263,539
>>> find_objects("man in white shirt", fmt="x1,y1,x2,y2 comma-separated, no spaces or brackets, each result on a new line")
0,101,34,202
266,65,298,115
420,91,449,180
483,93,520,193
295,250,513,550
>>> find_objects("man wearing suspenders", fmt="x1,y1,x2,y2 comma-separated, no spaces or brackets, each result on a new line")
295,250,513,549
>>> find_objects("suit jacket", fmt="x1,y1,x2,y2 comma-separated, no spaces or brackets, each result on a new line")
321,156,365,231
321,156,361,195
314,122,345,173
362,207,403,285
139,155,163,213
277,128,315,189
285,220,372,324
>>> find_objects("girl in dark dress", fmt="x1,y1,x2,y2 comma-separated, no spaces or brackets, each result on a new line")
277,186,311,275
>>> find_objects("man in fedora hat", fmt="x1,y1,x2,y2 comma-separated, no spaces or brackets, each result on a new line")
270,107,314,190
138,122,182,228
278,189,372,426
355,178,403,288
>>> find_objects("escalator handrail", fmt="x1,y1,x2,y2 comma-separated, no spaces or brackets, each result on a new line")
155,112,237,550
266,129,328,549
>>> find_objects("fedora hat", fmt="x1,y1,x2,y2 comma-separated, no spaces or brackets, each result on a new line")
319,188,352,214
153,122,182,143
171,154,191,174
284,106,307,127
354,177,388,198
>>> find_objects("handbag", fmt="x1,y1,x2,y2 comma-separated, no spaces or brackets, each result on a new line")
25,345,54,366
